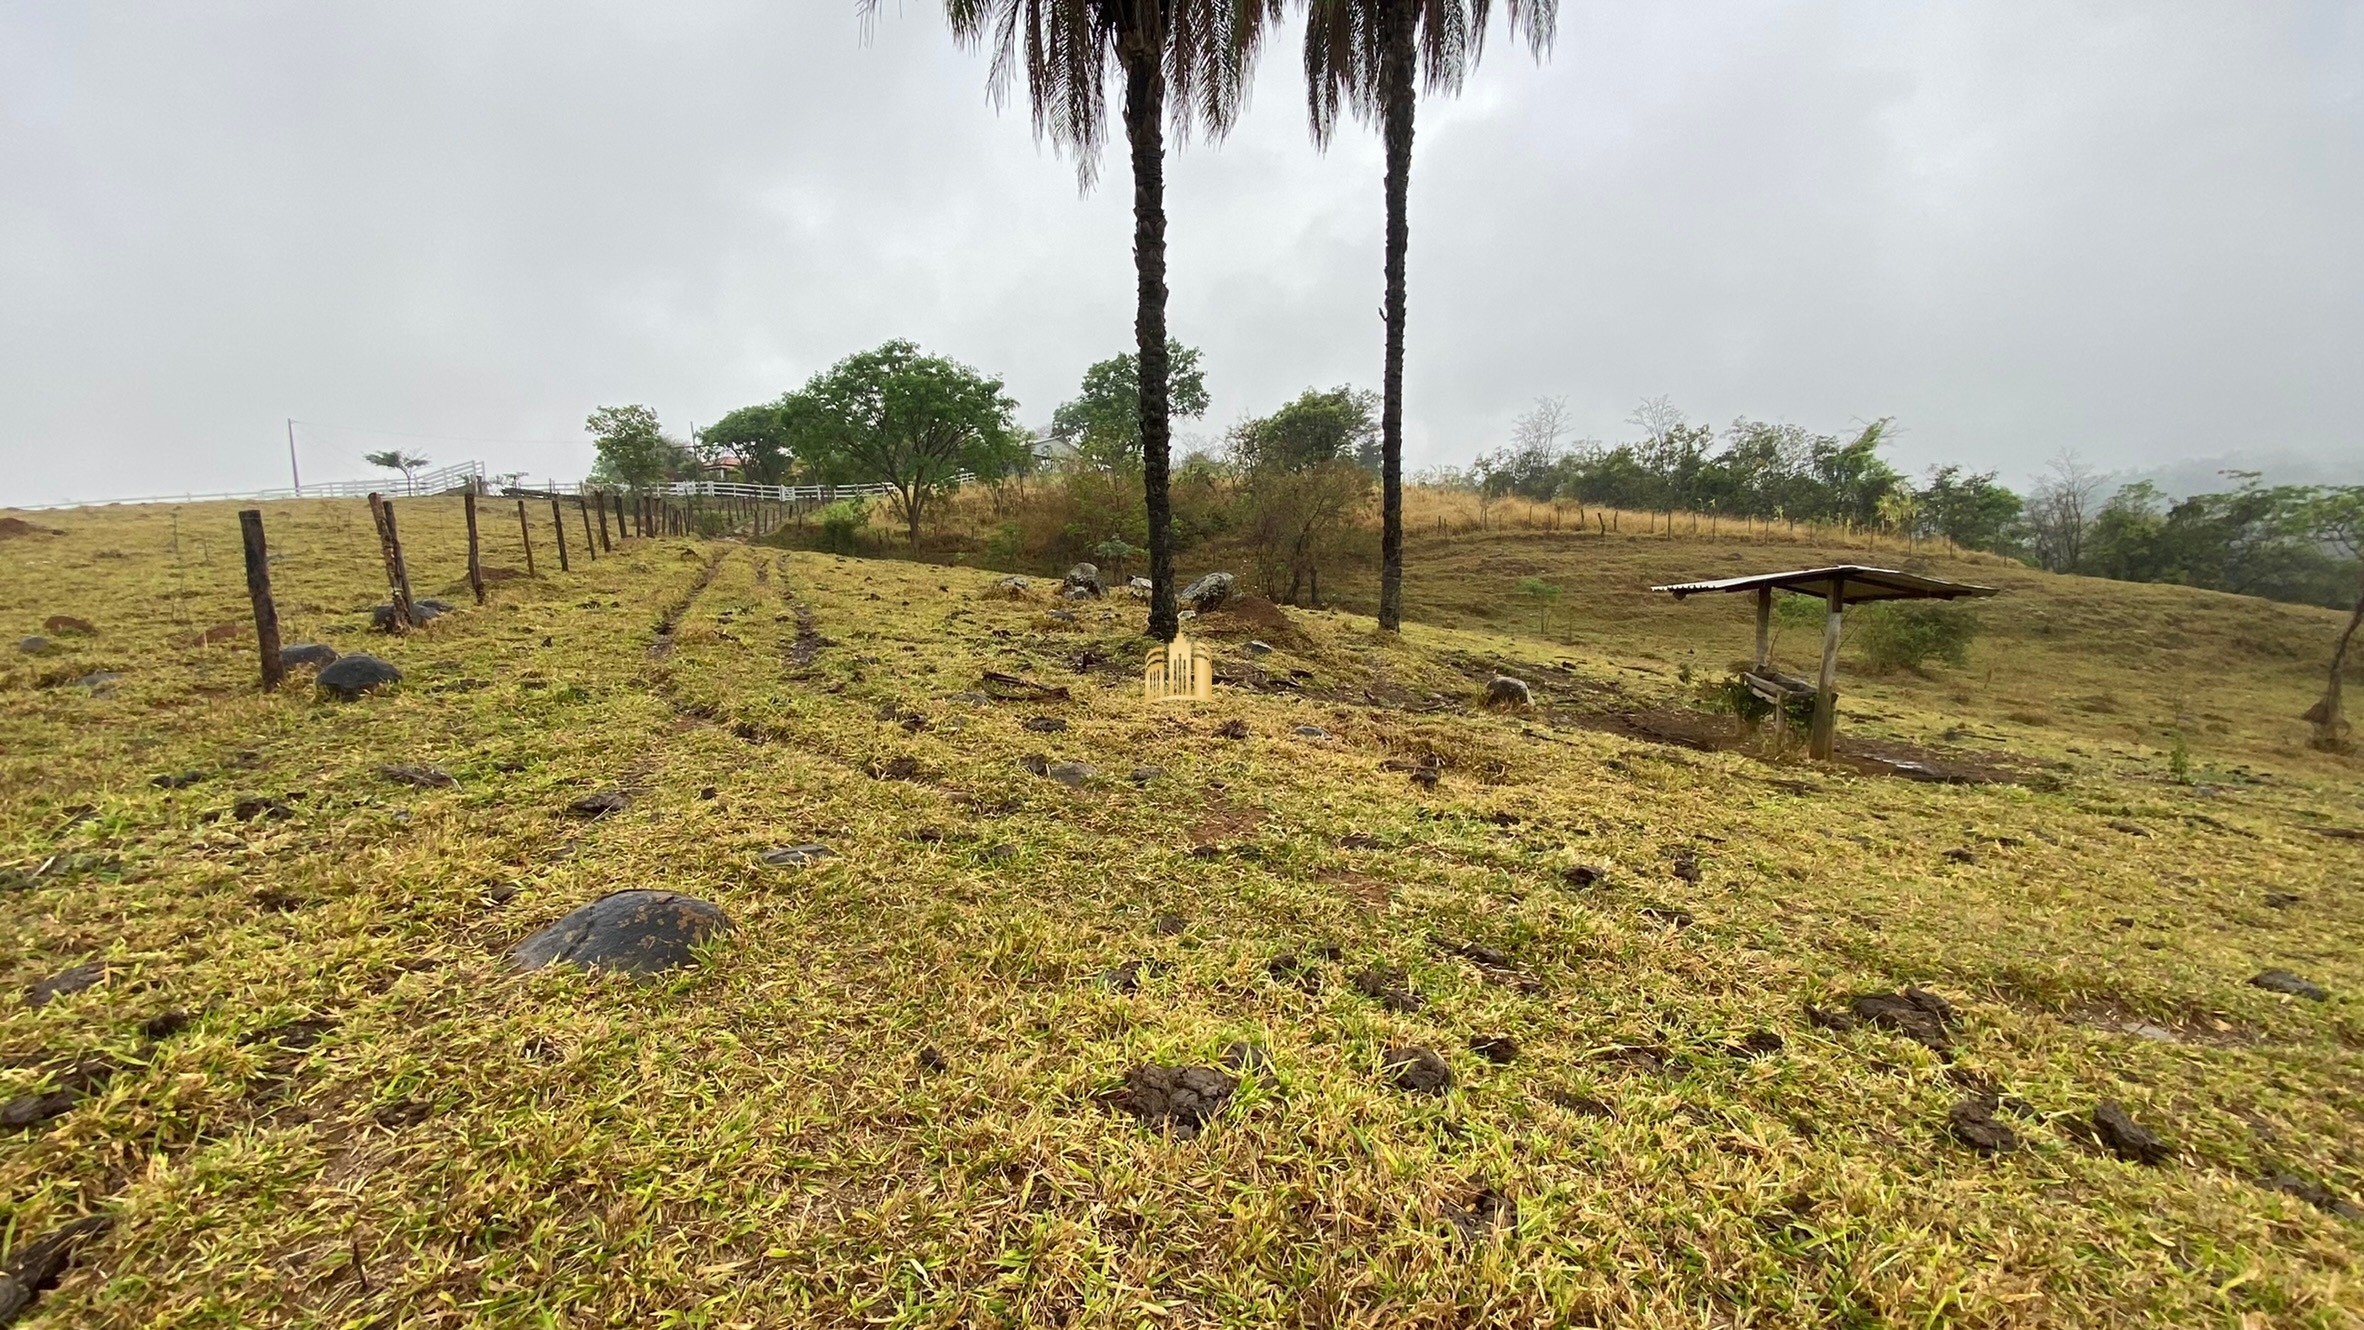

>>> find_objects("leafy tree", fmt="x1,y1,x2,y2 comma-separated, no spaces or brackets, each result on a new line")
2301,486,2364,750
585,405,692,490
363,450,430,493
1518,575,1560,635
783,340,1029,547
1230,385,1377,473
1301,0,1559,632
701,402,797,484
1049,341,1210,470
894,0,1281,641
1230,390,1376,606
1913,465,2025,553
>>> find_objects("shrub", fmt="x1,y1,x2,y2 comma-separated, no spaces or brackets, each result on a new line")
816,498,871,554
1856,601,1981,674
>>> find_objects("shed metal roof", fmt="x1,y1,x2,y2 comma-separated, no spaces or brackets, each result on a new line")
1652,564,2000,604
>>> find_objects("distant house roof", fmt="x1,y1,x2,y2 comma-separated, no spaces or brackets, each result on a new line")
1652,564,2001,604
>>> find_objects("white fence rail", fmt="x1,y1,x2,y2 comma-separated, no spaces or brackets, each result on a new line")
7,462,953,513
8,460,488,511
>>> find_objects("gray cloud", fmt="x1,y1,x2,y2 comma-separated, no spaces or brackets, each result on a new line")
3,0,2358,504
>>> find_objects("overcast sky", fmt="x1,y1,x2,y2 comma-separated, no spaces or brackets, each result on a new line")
2,1,2359,506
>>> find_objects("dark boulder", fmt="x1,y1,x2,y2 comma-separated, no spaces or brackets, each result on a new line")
508,890,730,975
316,655,401,700
278,643,338,670
1062,563,1104,597
1179,572,1234,612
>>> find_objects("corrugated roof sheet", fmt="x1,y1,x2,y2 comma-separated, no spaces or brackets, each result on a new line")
1651,564,2001,603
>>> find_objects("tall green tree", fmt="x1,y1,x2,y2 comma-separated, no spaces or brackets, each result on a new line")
2300,486,2364,750
1049,340,1210,470
701,402,798,484
1301,0,1558,631
783,340,1030,547
362,449,430,494
882,0,1279,641
585,404,692,490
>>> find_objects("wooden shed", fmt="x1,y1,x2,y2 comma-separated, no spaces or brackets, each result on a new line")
1652,565,2000,759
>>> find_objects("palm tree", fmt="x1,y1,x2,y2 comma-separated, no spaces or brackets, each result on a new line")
877,0,1278,641
1300,0,1557,631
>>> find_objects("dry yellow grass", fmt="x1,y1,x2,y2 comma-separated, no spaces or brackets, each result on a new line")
2,495,2361,1327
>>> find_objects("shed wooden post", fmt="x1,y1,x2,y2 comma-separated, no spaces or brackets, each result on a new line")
463,491,486,604
1809,577,1845,759
516,499,537,575
367,493,416,629
551,498,571,571
577,497,596,560
237,508,284,691
1754,585,1772,672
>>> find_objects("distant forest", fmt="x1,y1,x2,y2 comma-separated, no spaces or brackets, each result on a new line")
1437,397,2363,613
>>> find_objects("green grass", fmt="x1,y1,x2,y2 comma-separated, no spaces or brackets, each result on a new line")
2,496,2361,1327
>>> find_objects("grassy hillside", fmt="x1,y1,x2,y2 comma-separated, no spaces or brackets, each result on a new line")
2,496,2360,1327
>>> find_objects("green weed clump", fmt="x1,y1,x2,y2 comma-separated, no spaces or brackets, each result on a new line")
1856,600,1981,673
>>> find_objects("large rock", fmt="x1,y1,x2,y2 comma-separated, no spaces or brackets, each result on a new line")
1063,563,1104,597
316,654,402,700
278,643,338,670
509,890,730,975
1482,676,1533,709
1179,572,1235,613
17,636,53,655
1127,576,1152,600
370,599,453,632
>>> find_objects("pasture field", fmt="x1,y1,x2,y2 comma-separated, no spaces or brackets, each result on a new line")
2,495,2360,1328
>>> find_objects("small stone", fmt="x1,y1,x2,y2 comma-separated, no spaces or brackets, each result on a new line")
17,635,53,655
566,789,629,818
2106,819,2150,837
2092,1100,2171,1164
150,770,205,789
232,795,293,822
1046,609,1077,623
917,1045,948,1072
141,1010,193,1040
1291,725,1331,739
1243,640,1273,657
1046,761,1099,787
1563,864,1607,888
1948,1097,2019,1154
1126,576,1152,599
508,890,730,975
1110,1063,1235,1136
316,654,402,700
1023,716,1068,733
1725,1031,1785,1059
1216,719,1249,740
41,615,96,636
1129,766,1165,784
65,670,123,693
1383,1045,1453,1094
26,961,106,1008
0,1089,82,1129
1153,913,1186,936
380,764,456,788
1221,1041,1272,1074
278,643,337,669
2251,968,2329,1001
945,690,991,705
1179,572,1234,612
1482,676,1533,709
991,576,1031,598
1850,988,1958,1051
2269,1173,2364,1220
762,843,836,867
1469,1036,1520,1064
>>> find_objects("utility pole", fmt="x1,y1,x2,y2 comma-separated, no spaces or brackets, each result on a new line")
286,418,301,494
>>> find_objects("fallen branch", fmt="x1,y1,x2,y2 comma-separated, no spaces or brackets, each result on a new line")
981,671,1071,702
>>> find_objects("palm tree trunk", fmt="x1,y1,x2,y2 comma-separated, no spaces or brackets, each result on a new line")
1125,47,1178,642
2312,567,2364,750
1376,5,1416,633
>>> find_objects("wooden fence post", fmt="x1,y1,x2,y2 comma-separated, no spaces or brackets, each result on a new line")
551,497,571,571
577,497,596,560
237,508,284,691
516,499,537,575
596,492,613,551
464,491,486,604
367,493,417,629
